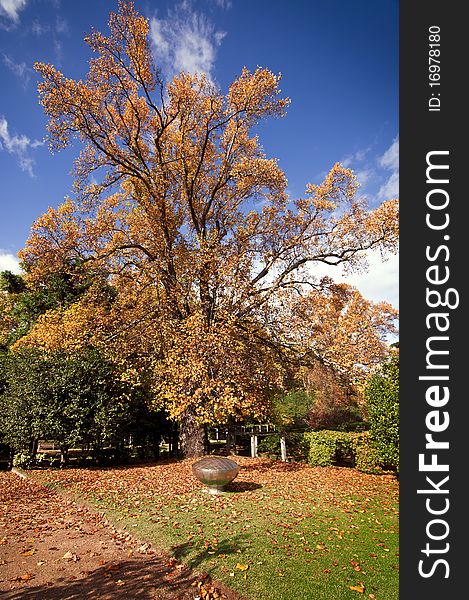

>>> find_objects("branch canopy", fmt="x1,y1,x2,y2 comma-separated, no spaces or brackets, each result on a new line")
17,1,399,425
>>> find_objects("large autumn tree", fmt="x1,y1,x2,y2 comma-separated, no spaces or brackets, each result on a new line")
19,2,399,456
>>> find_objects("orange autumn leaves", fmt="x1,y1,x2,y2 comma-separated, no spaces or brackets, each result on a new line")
150,312,280,424
14,1,398,427
284,283,398,386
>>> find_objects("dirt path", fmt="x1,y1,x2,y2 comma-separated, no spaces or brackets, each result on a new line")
0,470,243,599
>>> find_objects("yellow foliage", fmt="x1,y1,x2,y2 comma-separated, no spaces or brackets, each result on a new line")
14,2,399,426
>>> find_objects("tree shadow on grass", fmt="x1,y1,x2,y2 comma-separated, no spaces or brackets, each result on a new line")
172,534,250,573
2,556,200,600
1,552,245,599
225,481,262,493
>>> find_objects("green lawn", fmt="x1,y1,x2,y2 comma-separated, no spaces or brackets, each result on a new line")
31,457,399,599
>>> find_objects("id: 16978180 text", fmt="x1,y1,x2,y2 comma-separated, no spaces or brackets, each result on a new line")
428,25,441,112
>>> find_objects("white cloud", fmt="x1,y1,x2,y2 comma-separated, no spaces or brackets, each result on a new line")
0,0,27,23
377,136,399,199
377,170,399,200
307,249,399,309
379,136,399,171
341,146,371,168
32,19,49,35
0,116,43,176
340,136,399,203
55,15,68,34
341,250,398,308
150,2,226,83
53,38,63,65
0,252,22,274
355,168,374,188
213,0,232,8
2,53,31,87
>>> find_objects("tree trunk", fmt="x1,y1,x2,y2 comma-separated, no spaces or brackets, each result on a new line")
60,447,69,467
28,438,39,458
225,417,237,455
153,434,161,460
179,409,208,458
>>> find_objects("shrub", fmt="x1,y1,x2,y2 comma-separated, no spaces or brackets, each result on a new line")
12,452,35,469
0,346,143,460
365,355,399,472
271,390,315,431
304,430,383,473
353,432,383,474
334,420,369,433
304,430,355,467
257,434,280,459
258,433,309,461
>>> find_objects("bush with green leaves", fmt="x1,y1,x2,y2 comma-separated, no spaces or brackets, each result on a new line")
0,268,95,348
353,432,383,474
304,430,355,467
12,452,36,469
303,430,382,473
0,346,140,464
365,355,399,472
270,390,315,432
257,432,309,462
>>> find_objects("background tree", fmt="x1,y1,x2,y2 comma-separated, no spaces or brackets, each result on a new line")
365,351,399,471
20,2,399,456
0,266,96,349
304,361,363,431
0,348,52,456
282,282,398,385
0,346,140,465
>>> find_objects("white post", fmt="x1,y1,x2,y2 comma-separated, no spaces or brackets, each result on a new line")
280,435,287,462
250,435,258,458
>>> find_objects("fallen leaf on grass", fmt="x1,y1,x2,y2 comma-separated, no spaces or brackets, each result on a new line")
15,573,35,582
62,551,79,562
349,584,365,593
235,563,249,571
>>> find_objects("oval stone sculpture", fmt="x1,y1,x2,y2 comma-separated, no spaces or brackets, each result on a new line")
192,456,240,494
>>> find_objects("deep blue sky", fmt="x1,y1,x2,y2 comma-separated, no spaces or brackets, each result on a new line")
0,0,399,305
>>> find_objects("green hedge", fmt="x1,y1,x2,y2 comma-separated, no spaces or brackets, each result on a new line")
257,433,309,461
304,430,383,474
365,356,399,472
